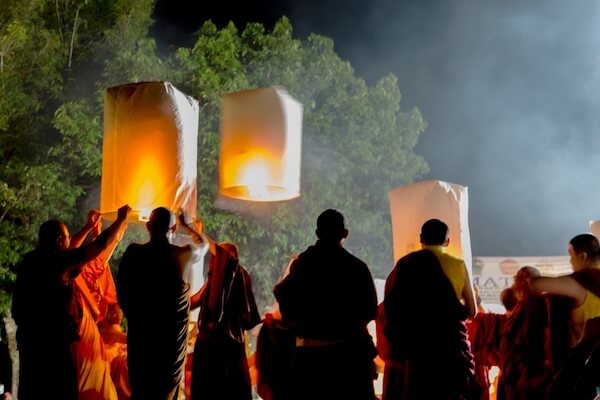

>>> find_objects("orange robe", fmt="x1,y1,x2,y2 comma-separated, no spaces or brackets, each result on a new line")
72,280,118,400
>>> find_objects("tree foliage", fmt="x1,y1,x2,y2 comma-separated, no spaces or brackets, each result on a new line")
0,3,428,313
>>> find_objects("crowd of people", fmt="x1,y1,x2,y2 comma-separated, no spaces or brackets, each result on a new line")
7,205,600,399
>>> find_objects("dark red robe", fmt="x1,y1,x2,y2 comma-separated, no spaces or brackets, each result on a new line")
190,244,261,400
378,249,476,400
117,242,190,400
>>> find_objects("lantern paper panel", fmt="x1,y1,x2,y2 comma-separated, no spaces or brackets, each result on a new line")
219,86,303,202
590,220,600,240
101,81,199,222
388,179,473,274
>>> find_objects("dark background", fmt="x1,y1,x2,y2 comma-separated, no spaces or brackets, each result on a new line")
152,0,600,257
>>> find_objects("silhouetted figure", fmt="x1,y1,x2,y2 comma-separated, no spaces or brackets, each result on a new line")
498,266,550,400
186,224,261,400
500,287,518,313
12,205,130,400
117,207,195,400
379,218,477,400
274,209,378,400
531,233,600,399
255,310,296,400
255,259,296,400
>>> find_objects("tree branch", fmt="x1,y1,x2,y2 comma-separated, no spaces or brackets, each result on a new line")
68,5,81,70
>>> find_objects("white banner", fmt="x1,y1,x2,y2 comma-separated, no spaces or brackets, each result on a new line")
472,256,571,307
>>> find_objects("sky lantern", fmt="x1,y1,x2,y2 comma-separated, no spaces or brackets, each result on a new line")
388,179,473,273
101,81,199,222
219,86,303,202
590,220,600,240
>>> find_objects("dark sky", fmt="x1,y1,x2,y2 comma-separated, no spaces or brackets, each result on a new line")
152,0,600,257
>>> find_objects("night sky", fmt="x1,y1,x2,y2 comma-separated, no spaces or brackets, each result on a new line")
152,0,600,257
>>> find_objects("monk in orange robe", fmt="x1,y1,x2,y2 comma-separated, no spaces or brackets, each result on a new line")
70,212,127,400
12,205,130,400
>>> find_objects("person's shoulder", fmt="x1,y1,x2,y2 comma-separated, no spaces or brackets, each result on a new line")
120,243,144,259
342,247,370,269
437,251,465,265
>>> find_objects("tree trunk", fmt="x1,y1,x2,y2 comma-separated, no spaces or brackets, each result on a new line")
68,5,81,70
2,313,18,398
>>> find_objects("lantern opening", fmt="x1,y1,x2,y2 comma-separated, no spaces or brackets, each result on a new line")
139,208,152,222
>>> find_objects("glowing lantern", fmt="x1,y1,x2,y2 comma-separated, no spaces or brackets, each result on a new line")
388,179,473,273
101,81,199,222
219,87,303,202
590,220,600,240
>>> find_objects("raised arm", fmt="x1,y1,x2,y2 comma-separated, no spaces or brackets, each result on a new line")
59,205,131,280
177,212,216,255
530,275,586,307
70,209,102,248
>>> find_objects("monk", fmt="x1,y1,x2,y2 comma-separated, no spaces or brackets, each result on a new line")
12,204,130,400
117,207,196,400
379,218,477,400
531,233,600,399
498,266,551,400
98,303,130,400
70,211,127,400
274,209,378,400
182,215,261,400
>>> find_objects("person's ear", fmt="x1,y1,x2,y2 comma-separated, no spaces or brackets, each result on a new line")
342,228,349,239
444,237,450,247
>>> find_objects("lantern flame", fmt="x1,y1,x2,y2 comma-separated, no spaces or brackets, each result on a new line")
239,160,270,199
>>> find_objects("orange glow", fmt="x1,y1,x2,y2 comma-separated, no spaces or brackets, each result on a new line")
219,87,303,202
101,82,198,222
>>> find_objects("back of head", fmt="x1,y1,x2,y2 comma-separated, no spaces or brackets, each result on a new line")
570,233,600,259
513,266,540,299
500,287,518,312
316,209,348,242
38,220,65,250
420,218,449,246
147,207,175,237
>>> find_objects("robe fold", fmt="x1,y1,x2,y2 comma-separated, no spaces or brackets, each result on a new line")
498,296,549,400
379,249,476,400
71,285,118,400
190,244,261,400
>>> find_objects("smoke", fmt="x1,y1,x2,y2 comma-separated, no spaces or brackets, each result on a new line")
151,0,600,257
287,0,600,256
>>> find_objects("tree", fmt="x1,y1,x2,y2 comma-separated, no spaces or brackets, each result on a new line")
171,18,429,307
0,6,428,317
0,0,162,312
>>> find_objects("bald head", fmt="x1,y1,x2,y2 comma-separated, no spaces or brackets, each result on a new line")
39,220,70,251
146,207,175,237
316,209,348,242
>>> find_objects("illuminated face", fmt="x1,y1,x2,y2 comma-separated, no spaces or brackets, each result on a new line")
569,244,585,271
56,223,71,250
